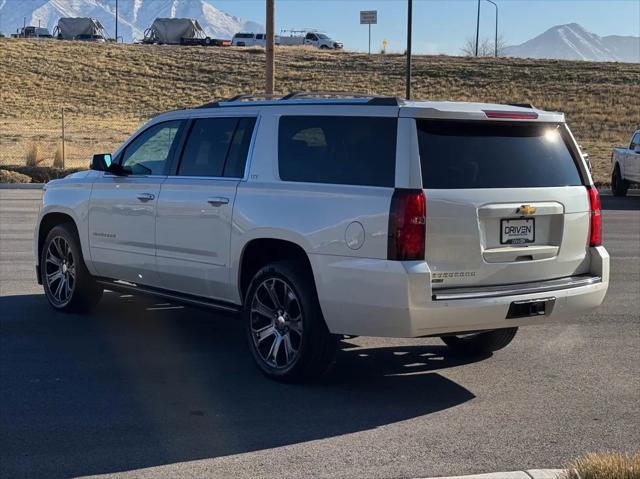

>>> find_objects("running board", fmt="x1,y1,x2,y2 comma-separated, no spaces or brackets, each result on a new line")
96,279,242,314
432,275,602,301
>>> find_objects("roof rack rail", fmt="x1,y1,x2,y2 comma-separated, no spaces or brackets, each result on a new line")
197,91,401,108
508,103,536,109
282,91,400,105
198,93,282,109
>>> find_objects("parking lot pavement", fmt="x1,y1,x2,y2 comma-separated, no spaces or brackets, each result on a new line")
1,189,639,479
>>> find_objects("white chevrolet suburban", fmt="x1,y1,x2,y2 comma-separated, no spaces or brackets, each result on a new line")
611,129,640,196
35,93,609,382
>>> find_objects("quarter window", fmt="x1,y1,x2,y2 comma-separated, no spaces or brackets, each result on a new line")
121,121,181,175
278,116,397,187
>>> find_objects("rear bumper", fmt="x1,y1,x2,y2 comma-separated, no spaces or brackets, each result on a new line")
310,246,609,338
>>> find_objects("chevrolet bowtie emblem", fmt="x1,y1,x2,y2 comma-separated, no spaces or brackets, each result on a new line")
518,205,536,215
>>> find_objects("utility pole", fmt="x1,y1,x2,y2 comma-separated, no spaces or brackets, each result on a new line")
265,0,275,95
474,0,481,56
115,0,118,42
485,0,498,57
61,108,66,170
405,0,413,99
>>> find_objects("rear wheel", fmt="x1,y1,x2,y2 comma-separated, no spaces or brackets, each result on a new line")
244,261,338,382
611,164,629,197
441,328,518,355
41,224,102,313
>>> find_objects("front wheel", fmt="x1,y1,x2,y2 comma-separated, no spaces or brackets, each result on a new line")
244,261,338,382
611,164,629,197
441,328,518,355
41,224,103,313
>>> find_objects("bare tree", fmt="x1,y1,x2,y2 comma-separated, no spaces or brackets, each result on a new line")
460,35,508,57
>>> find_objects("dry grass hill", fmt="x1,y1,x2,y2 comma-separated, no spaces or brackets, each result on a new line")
1,38,639,183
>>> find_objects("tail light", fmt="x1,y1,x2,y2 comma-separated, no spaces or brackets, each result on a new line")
388,189,426,261
587,186,602,246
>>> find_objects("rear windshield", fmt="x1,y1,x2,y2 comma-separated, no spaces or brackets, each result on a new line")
417,121,583,189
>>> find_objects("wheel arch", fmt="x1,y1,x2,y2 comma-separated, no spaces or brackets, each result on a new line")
237,238,317,304
612,154,625,177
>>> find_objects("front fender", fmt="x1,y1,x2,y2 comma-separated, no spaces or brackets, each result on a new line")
35,179,95,274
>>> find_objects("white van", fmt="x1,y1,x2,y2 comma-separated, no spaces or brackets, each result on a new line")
231,32,266,47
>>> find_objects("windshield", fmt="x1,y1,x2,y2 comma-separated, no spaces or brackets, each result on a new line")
316,33,329,39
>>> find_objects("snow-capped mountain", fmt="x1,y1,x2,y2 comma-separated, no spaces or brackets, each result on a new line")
503,23,639,63
0,0,263,42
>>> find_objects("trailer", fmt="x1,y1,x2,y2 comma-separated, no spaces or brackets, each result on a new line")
142,18,228,46
53,18,107,41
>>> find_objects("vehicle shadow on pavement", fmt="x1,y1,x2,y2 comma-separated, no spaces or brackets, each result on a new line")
0,292,480,479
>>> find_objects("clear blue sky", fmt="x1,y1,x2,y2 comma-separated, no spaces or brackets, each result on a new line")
214,0,640,54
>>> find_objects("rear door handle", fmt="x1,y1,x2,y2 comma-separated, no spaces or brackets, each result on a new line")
207,197,230,206
137,193,155,202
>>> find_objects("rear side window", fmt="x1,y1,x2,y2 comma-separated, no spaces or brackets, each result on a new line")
278,116,397,187
178,117,255,178
417,121,583,189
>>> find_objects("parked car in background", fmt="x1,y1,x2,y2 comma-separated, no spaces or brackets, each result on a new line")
232,32,266,47
611,129,640,196
34,93,608,382
278,30,343,49
11,26,52,38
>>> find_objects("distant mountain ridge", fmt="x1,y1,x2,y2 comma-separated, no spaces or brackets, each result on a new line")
0,0,263,42
504,23,639,63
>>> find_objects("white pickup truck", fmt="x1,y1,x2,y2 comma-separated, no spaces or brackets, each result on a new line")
278,31,343,49
611,129,640,196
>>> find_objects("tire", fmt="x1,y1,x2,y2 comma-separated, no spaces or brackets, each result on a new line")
611,164,629,197
441,328,518,355
40,223,103,313
204,37,212,46
244,261,338,382
319,44,330,49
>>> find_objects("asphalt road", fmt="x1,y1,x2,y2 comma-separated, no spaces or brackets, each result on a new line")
1,189,638,479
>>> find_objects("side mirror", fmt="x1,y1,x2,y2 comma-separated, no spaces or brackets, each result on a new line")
91,153,112,171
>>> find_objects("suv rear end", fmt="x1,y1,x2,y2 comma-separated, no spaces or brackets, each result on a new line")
315,101,608,340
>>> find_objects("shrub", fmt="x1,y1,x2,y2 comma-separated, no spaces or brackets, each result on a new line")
562,452,640,479
25,143,44,167
53,143,65,168
0,168,32,183
0,165,83,183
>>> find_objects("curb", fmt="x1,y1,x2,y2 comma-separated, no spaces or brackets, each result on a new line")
417,469,565,479
0,183,45,189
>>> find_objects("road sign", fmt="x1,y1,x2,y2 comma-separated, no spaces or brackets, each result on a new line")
360,10,377,25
